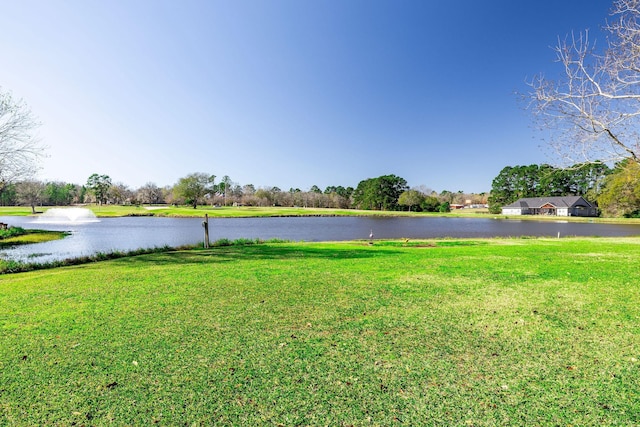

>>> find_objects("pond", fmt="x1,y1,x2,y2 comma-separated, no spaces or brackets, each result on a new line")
1,215,640,263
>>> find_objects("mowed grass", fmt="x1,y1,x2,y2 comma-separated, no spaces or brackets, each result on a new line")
0,205,490,219
86,205,449,218
1,238,640,425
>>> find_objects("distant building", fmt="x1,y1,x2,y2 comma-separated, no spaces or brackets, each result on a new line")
501,196,597,217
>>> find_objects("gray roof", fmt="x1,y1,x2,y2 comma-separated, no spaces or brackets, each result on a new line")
503,196,593,209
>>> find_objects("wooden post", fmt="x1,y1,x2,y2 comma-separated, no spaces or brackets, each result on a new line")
203,214,210,248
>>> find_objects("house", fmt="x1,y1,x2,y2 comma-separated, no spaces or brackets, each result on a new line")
501,196,597,217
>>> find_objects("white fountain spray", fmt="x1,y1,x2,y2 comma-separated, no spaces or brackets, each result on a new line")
34,207,100,224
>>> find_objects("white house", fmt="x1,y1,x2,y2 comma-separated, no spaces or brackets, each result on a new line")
502,196,597,217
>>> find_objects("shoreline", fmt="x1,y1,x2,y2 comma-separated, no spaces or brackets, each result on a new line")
1,205,640,225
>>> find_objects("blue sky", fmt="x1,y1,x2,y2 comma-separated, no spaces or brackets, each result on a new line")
1,0,612,193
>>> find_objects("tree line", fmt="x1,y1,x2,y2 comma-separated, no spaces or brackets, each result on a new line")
487,163,610,213
488,161,640,217
0,172,488,214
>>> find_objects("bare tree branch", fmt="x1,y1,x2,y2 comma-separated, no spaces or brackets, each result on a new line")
528,0,640,166
0,88,44,188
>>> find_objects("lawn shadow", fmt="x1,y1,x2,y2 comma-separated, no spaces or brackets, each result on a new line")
112,243,403,267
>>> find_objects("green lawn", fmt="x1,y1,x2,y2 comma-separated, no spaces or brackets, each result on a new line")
0,207,36,216
2,205,431,218
1,237,639,425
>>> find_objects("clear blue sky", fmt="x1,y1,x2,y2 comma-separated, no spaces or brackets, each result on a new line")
0,0,612,193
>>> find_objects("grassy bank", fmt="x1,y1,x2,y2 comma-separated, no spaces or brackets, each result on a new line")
1,238,639,425
0,228,68,249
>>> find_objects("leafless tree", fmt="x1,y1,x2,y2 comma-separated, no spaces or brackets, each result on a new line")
108,182,133,205
137,182,164,204
529,0,640,165
0,89,44,190
16,180,45,214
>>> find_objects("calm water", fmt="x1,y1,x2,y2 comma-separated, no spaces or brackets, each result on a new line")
1,215,640,263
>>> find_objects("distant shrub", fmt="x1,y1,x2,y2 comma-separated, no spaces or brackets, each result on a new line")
212,238,233,247
233,238,256,245
211,238,288,247
623,210,640,218
488,204,502,214
263,238,290,243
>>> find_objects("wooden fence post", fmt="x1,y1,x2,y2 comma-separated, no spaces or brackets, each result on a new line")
203,214,210,248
